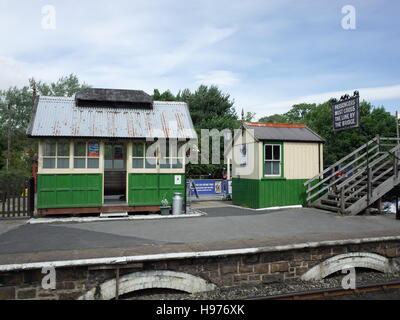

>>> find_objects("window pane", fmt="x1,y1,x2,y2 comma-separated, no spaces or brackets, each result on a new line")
177,142,186,157
105,159,113,169
132,158,144,168
265,161,272,175
43,142,56,156
88,158,99,168
273,145,280,160
88,142,100,157
114,159,124,169
160,158,170,169
74,158,86,168
146,142,157,157
133,143,144,157
57,141,70,156
145,158,157,169
272,161,280,175
105,145,113,160
163,141,170,157
43,158,55,168
113,145,124,159
57,158,69,169
74,142,86,156
172,159,183,169
265,145,272,160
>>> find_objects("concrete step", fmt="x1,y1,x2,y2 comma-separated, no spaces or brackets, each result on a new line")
100,212,128,218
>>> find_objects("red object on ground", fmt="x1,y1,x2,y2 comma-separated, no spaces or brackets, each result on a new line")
337,171,343,177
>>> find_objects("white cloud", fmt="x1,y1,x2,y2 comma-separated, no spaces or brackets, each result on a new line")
195,70,240,87
0,0,399,121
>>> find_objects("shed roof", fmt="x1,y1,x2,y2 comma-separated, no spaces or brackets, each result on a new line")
75,88,153,108
244,122,324,143
27,96,196,139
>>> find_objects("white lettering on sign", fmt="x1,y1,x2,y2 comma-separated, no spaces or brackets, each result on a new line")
333,98,359,131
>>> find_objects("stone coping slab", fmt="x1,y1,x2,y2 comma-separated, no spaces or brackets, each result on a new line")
1,229,400,271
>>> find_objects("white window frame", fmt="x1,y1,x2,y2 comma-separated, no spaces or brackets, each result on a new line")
73,141,100,169
42,140,70,169
132,142,146,169
264,143,281,177
131,140,185,170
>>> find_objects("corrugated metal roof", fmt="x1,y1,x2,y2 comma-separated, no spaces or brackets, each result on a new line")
244,122,324,143
27,96,197,139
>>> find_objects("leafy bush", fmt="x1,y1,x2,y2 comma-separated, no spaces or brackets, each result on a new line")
0,169,29,196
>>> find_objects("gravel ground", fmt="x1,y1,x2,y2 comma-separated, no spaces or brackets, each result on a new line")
125,270,400,300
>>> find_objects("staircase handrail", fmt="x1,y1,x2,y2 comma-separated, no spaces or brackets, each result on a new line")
304,137,378,189
305,136,400,205
335,148,394,191
305,145,381,202
338,143,400,191
304,138,379,197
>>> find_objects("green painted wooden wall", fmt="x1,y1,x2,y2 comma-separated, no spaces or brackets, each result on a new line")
128,173,185,206
37,174,103,208
232,178,307,209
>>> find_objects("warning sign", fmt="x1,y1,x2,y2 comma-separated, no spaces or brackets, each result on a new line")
332,96,359,131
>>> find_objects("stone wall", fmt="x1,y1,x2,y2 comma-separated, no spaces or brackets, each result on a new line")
0,240,399,300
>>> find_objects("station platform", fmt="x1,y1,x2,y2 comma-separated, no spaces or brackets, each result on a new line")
0,203,399,267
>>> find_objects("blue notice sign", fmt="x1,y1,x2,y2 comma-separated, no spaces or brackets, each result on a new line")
189,179,232,196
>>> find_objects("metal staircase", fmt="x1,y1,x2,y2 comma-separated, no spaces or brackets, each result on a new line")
304,136,400,215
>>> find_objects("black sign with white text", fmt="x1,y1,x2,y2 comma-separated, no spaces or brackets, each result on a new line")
332,96,359,131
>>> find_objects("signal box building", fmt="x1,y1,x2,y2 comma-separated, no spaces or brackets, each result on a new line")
232,122,324,209
27,88,196,216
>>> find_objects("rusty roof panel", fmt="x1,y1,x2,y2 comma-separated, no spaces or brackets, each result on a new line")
28,96,197,139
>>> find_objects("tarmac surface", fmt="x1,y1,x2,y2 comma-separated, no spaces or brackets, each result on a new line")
0,203,400,265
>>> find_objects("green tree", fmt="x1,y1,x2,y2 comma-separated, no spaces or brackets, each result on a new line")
154,85,238,177
284,103,316,123
258,114,289,123
0,74,89,174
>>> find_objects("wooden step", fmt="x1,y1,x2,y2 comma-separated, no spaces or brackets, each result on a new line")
312,203,340,212
321,199,339,206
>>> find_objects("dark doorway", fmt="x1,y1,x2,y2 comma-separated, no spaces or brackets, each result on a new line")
104,142,126,205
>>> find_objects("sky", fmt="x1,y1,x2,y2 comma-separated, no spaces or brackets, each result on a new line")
0,0,399,119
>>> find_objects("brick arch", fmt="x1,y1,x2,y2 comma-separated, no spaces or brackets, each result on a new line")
78,270,217,300
301,252,392,281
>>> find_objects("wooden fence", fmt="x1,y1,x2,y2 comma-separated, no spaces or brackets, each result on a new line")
0,178,34,218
